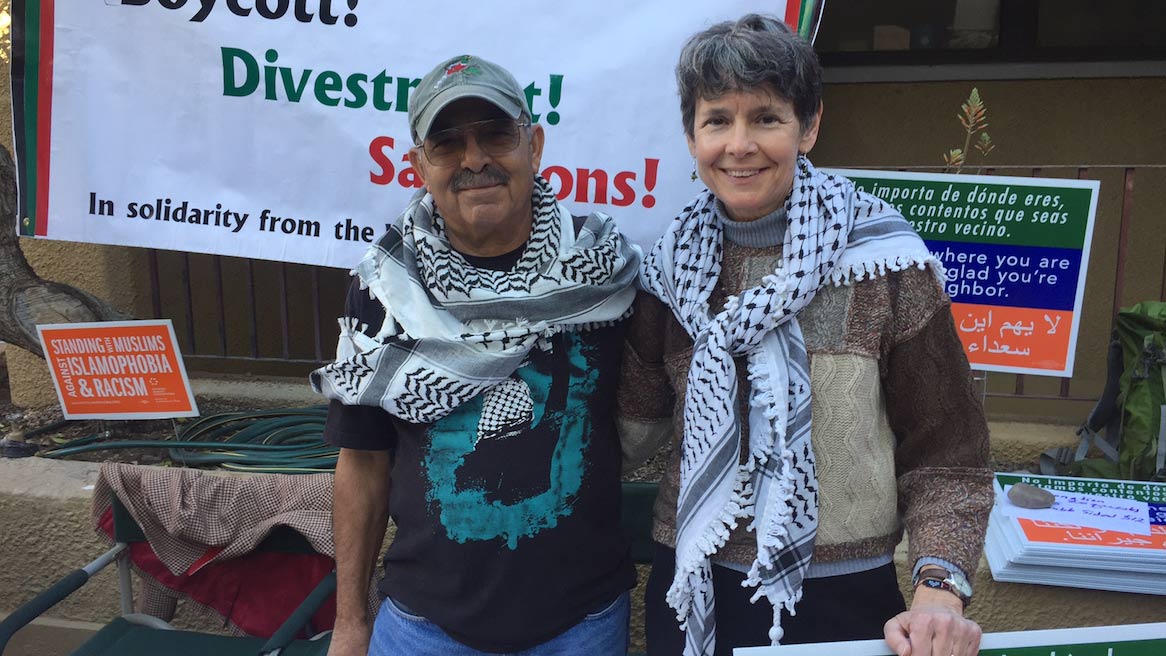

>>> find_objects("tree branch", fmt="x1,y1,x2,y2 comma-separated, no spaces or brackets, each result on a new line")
0,145,131,358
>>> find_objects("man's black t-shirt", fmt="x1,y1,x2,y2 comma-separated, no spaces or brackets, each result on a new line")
323,248,634,652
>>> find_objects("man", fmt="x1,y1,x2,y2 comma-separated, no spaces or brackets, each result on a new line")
311,55,641,656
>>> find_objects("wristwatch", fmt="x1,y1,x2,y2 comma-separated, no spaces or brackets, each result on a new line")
913,566,973,608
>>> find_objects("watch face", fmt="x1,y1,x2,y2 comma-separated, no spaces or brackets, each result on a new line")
949,573,974,597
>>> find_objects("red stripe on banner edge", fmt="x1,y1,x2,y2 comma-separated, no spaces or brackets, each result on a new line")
784,0,802,31
34,0,54,237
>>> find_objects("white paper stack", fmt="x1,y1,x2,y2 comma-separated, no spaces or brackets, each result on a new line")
985,473,1166,595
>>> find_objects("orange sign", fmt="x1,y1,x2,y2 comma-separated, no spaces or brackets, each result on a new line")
37,320,199,419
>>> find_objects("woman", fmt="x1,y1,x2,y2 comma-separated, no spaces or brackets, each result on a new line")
617,14,994,656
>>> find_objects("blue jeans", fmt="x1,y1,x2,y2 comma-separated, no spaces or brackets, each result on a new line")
369,591,630,656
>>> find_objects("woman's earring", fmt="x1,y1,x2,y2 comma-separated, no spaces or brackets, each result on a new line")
690,160,698,182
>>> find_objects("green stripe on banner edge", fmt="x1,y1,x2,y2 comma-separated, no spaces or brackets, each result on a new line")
797,0,817,40
8,0,27,235
18,0,41,237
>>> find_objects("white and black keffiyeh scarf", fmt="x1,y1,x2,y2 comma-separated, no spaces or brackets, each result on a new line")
310,176,641,423
640,156,940,656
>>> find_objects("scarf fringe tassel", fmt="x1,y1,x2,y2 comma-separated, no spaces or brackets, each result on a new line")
830,254,942,287
665,464,753,628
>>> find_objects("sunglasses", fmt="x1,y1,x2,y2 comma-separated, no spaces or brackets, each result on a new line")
421,118,530,166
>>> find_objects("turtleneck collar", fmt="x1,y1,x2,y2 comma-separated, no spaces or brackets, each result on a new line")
714,200,788,248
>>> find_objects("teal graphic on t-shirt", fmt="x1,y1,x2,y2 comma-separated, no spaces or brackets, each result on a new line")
423,336,599,549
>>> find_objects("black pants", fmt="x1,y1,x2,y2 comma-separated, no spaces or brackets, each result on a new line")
645,544,907,656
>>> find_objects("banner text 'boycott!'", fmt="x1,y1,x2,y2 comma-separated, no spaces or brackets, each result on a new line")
119,0,361,27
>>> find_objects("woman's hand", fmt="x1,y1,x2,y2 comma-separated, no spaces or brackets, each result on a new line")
883,586,982,656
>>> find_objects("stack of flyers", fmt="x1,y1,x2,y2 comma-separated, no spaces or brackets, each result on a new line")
985,473,1166,595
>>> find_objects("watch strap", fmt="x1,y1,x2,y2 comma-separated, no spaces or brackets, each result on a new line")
913,567,972,607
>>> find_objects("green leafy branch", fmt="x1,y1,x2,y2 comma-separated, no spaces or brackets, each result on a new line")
943,88,996,173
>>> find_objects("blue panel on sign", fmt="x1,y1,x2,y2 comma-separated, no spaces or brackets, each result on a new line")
926,241,1081,311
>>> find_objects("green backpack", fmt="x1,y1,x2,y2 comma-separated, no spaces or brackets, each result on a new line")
1071,301,1166,481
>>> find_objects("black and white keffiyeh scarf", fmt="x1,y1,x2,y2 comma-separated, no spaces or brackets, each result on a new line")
640,156,939,656
310,176,641,423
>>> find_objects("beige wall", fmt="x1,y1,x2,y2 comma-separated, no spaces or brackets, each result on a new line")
816,78,1166,168
0,460,121,624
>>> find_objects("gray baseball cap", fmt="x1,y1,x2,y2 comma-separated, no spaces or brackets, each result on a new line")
408,54,529,144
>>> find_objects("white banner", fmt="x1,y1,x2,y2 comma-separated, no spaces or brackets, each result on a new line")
17,0,802,269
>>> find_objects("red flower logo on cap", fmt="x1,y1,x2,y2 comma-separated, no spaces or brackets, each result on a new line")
443,55,480,79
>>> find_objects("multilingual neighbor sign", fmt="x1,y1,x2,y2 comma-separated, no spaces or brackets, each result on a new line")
36,320,199,420
735,622,1166,656
826,169,1099,377
13,0,813,264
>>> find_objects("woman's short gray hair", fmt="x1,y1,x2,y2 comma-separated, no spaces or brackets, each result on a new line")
676,13,822,138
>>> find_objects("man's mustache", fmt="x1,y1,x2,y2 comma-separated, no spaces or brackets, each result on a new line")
451,166,509,192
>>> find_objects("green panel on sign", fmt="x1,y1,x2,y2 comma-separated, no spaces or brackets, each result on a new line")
848,176,1092,249
981,638,1165,655
996,473,1166,503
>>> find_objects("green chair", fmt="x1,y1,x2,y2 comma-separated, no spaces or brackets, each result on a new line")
621,481,659,656
621,481,660,567
0,497,334,656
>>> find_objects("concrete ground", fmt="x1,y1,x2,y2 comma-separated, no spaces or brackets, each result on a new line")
3,618,104,656
2,379,1164,654
187,373,324,407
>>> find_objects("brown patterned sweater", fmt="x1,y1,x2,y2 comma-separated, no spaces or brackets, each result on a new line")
619,214,994,583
